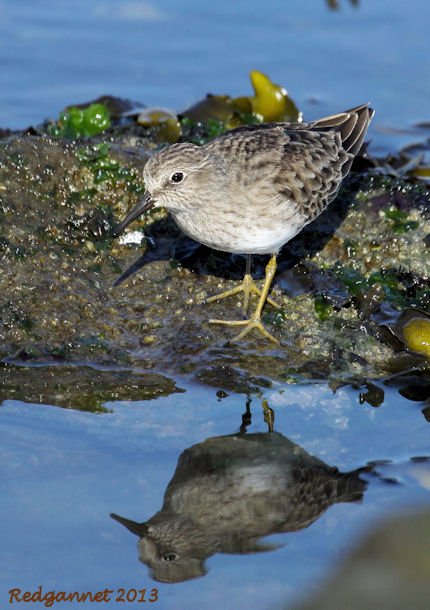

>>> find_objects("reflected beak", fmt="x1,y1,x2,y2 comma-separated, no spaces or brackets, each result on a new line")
110,513,149,538
111,192,154,236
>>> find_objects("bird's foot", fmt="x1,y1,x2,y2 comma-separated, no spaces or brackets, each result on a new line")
209,315,279,344
208,255,280,343
206,273,280,313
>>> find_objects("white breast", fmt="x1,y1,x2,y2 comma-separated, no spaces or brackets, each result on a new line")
172,209,306,255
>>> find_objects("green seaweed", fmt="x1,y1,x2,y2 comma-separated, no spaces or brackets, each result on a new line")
314,294,332,321
332,264,407,308
180,117,227,145
384,207,419,234
48,103,111,139
76,143,145,193
332,265,367,296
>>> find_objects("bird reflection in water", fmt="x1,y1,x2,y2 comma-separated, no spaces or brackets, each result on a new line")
111,431,367,583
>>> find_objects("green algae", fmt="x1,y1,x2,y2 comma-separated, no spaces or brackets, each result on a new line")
75,142,145,193
384,207,420,234
48,103,111,139
330,264,407,309
180,117,228,146
314,294,333,321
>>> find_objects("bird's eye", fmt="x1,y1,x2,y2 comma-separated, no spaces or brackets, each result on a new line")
170,172,184,183
162,552,179,562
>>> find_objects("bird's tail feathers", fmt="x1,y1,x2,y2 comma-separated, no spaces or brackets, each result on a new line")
312,102,374,157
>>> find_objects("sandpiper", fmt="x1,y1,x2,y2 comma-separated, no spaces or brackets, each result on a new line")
114,103,374,342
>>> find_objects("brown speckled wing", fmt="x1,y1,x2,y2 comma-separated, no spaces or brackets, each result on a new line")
207,103,374,224
272,129,348,222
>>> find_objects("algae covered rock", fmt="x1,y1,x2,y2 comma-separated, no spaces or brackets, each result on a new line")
0,95,429,404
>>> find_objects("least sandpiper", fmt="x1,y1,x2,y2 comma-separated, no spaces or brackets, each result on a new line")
114,103,374,342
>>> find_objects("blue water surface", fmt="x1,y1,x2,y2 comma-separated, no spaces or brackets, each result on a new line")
1,0,430,153
0,382,429,609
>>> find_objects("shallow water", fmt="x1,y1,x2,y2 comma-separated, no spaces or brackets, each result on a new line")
1,0,430,153
1,381,429,609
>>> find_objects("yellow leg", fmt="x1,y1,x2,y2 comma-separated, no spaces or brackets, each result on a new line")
262,399,275,432
206,255,280,314
209,255,280,343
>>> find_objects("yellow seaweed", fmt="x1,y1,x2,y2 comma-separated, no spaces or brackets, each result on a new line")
137,108,181,143
247,70,301,122
402,318,430,358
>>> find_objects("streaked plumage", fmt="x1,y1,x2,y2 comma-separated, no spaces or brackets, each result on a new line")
114,104,374,342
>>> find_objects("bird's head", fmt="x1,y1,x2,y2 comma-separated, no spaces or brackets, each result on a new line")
112,143,214,236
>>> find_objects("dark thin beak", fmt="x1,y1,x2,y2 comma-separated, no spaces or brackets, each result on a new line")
111,192,154,237
110,513,149,537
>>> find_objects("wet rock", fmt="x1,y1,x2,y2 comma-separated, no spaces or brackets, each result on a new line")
0,363,181,411
65,95,139,121
292,508,430,610
0,126,429,401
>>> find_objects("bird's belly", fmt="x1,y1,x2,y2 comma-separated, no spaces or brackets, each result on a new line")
173,211,304,255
